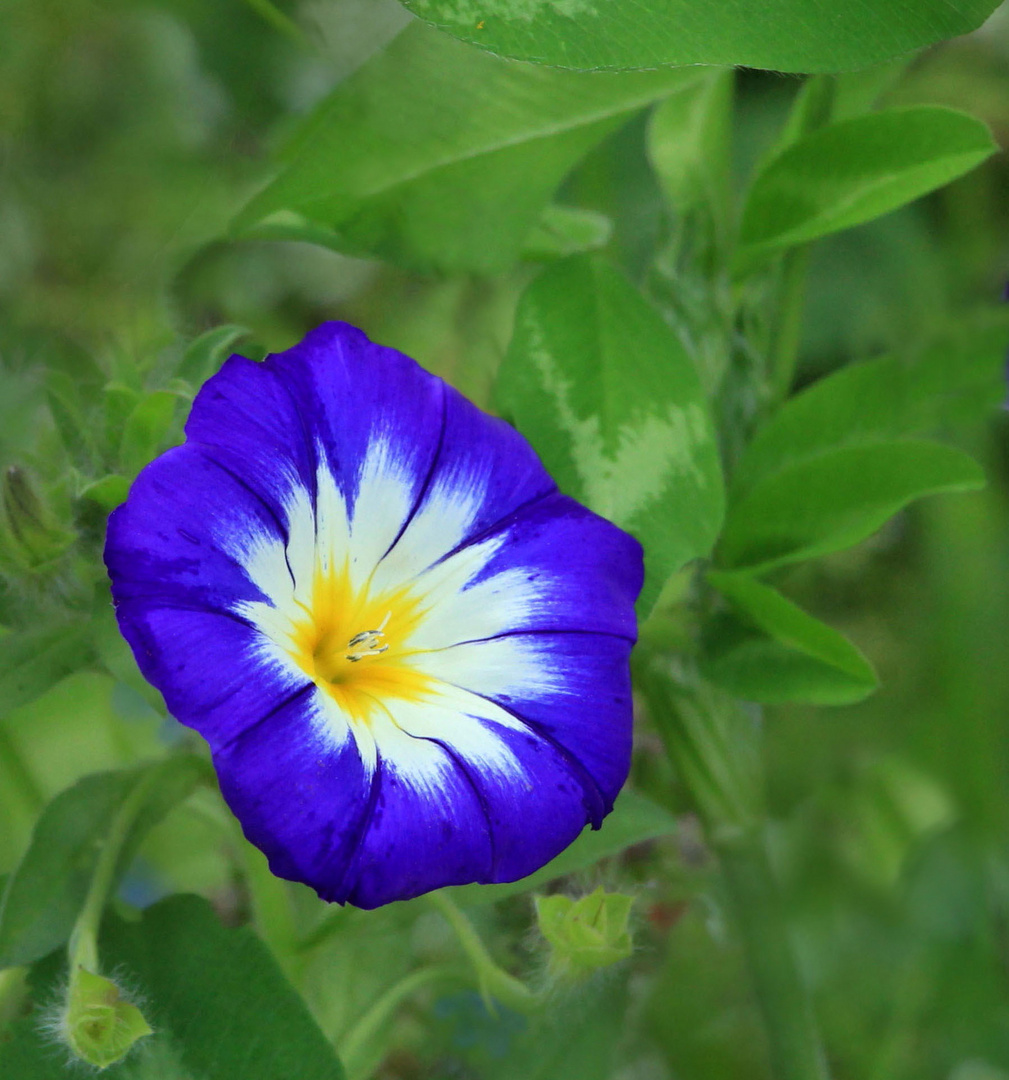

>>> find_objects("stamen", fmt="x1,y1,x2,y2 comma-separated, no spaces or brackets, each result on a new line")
345,612,392,662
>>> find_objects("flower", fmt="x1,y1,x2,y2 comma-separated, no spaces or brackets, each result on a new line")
105,323,643,908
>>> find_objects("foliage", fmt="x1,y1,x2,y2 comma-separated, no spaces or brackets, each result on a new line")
1,0,1008,1078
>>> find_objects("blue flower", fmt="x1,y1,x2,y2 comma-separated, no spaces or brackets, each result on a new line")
105,323,643,908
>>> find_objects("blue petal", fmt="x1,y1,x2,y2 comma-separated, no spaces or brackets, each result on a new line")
113,602,307,749
106,444,286,613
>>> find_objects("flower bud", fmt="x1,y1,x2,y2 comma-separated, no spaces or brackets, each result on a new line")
1,466,73,569
535,887,634,982
62,967,152,1070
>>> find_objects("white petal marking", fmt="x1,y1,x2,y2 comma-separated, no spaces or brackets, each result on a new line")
369,468,490,594
223,430,554,791
408,636,563,702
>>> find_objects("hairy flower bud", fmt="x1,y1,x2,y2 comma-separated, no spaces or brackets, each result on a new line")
61,967,152,1070
535,887,634,982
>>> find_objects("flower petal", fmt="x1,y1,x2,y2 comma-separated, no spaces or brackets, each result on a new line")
106,445,290,614
398,493,642,653
414,631,635,807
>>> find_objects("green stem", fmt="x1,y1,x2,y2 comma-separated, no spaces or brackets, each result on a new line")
427,891,536,1014
67,766,164,976
716,831,830,1080
241,0,312,48
643,668,829,1080
769,245,810,402
340,965,466,1079
296,905,356,954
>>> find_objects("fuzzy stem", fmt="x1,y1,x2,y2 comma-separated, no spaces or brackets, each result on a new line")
340,965,466,1079
427,891,535,1014
67,766,163,977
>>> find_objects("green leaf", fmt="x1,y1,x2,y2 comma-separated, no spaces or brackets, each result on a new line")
0,895,345,1080
177,325,249,387
233,23,703,274
45,369,97,465
401,0,999,74
0,757,207,969
448,788,676,907
718,439,985,574
738,107,997,265
496,255,724,615
702,571,877,705
732,312,1009,502
103,384,142,454
521,204,613,261
119,391,180,476
0,623,94,720
80,474,131,511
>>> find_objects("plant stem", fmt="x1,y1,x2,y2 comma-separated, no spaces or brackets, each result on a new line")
643,667,830,1080
769,245,810,402
340,965,466,1079
67,765,163,976
716,830,830,1080
427,891,535,1014
242,0,312,49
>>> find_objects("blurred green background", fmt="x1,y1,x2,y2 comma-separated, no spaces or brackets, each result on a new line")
1,2,1009,1077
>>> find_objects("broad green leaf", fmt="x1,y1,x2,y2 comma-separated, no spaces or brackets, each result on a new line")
718,439,985,574
449,788,676,907
702,571,877,705
0,623,94,720
0,895,345,1080
738,107,996,264
233,23,705,274
496,255,724,615
119,391,180,476
0,757,207,969
401,0,999,74
177,325,249,387
732,312,1009,501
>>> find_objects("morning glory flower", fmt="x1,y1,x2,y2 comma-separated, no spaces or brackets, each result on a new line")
105,323,643,908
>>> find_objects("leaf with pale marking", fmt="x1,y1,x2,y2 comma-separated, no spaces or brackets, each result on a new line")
496,255,724,615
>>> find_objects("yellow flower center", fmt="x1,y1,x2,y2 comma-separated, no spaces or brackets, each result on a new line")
288,564,434,724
